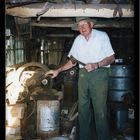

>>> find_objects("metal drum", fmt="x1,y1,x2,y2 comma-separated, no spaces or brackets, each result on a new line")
109,90,130,102
109,65,133,102
37,100,60,140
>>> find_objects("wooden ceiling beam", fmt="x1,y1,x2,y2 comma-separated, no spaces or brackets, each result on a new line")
31,18,134,28
6,3,134,18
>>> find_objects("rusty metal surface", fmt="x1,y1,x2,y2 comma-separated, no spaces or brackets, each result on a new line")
15,62,49,82
6,62,50,104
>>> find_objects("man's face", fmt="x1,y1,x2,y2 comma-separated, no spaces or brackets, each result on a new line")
77,20,93,37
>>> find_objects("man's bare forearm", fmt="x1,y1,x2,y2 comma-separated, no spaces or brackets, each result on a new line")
57,59,76,73
45,59,76,78
98,55,115,68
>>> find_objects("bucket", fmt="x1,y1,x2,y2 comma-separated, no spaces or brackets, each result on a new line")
37,100,60,139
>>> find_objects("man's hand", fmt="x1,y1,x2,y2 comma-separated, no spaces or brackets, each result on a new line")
84,63,98,72
45,69,59,78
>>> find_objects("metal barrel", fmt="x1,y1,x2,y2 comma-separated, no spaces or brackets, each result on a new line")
109,65,133,102
109,65,133,132
37,100,60,140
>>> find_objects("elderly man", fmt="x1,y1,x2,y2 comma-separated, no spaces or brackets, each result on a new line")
45,17,115,140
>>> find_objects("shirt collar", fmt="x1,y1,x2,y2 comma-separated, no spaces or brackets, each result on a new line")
91,29,96,39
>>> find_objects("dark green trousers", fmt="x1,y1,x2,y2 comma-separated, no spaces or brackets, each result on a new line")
78,68,111,140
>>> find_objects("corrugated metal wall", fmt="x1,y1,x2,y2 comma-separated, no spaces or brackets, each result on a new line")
40,38,65,66
6,36,66,67
6,35,26,66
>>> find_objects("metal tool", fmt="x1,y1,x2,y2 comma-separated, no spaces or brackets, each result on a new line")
67,101,78,121
36,2,53,22
70,55,86,66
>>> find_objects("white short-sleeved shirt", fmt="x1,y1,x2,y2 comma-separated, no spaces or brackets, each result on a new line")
68,29,115,68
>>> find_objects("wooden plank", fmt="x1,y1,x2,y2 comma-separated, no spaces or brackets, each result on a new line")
6,3,134,18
